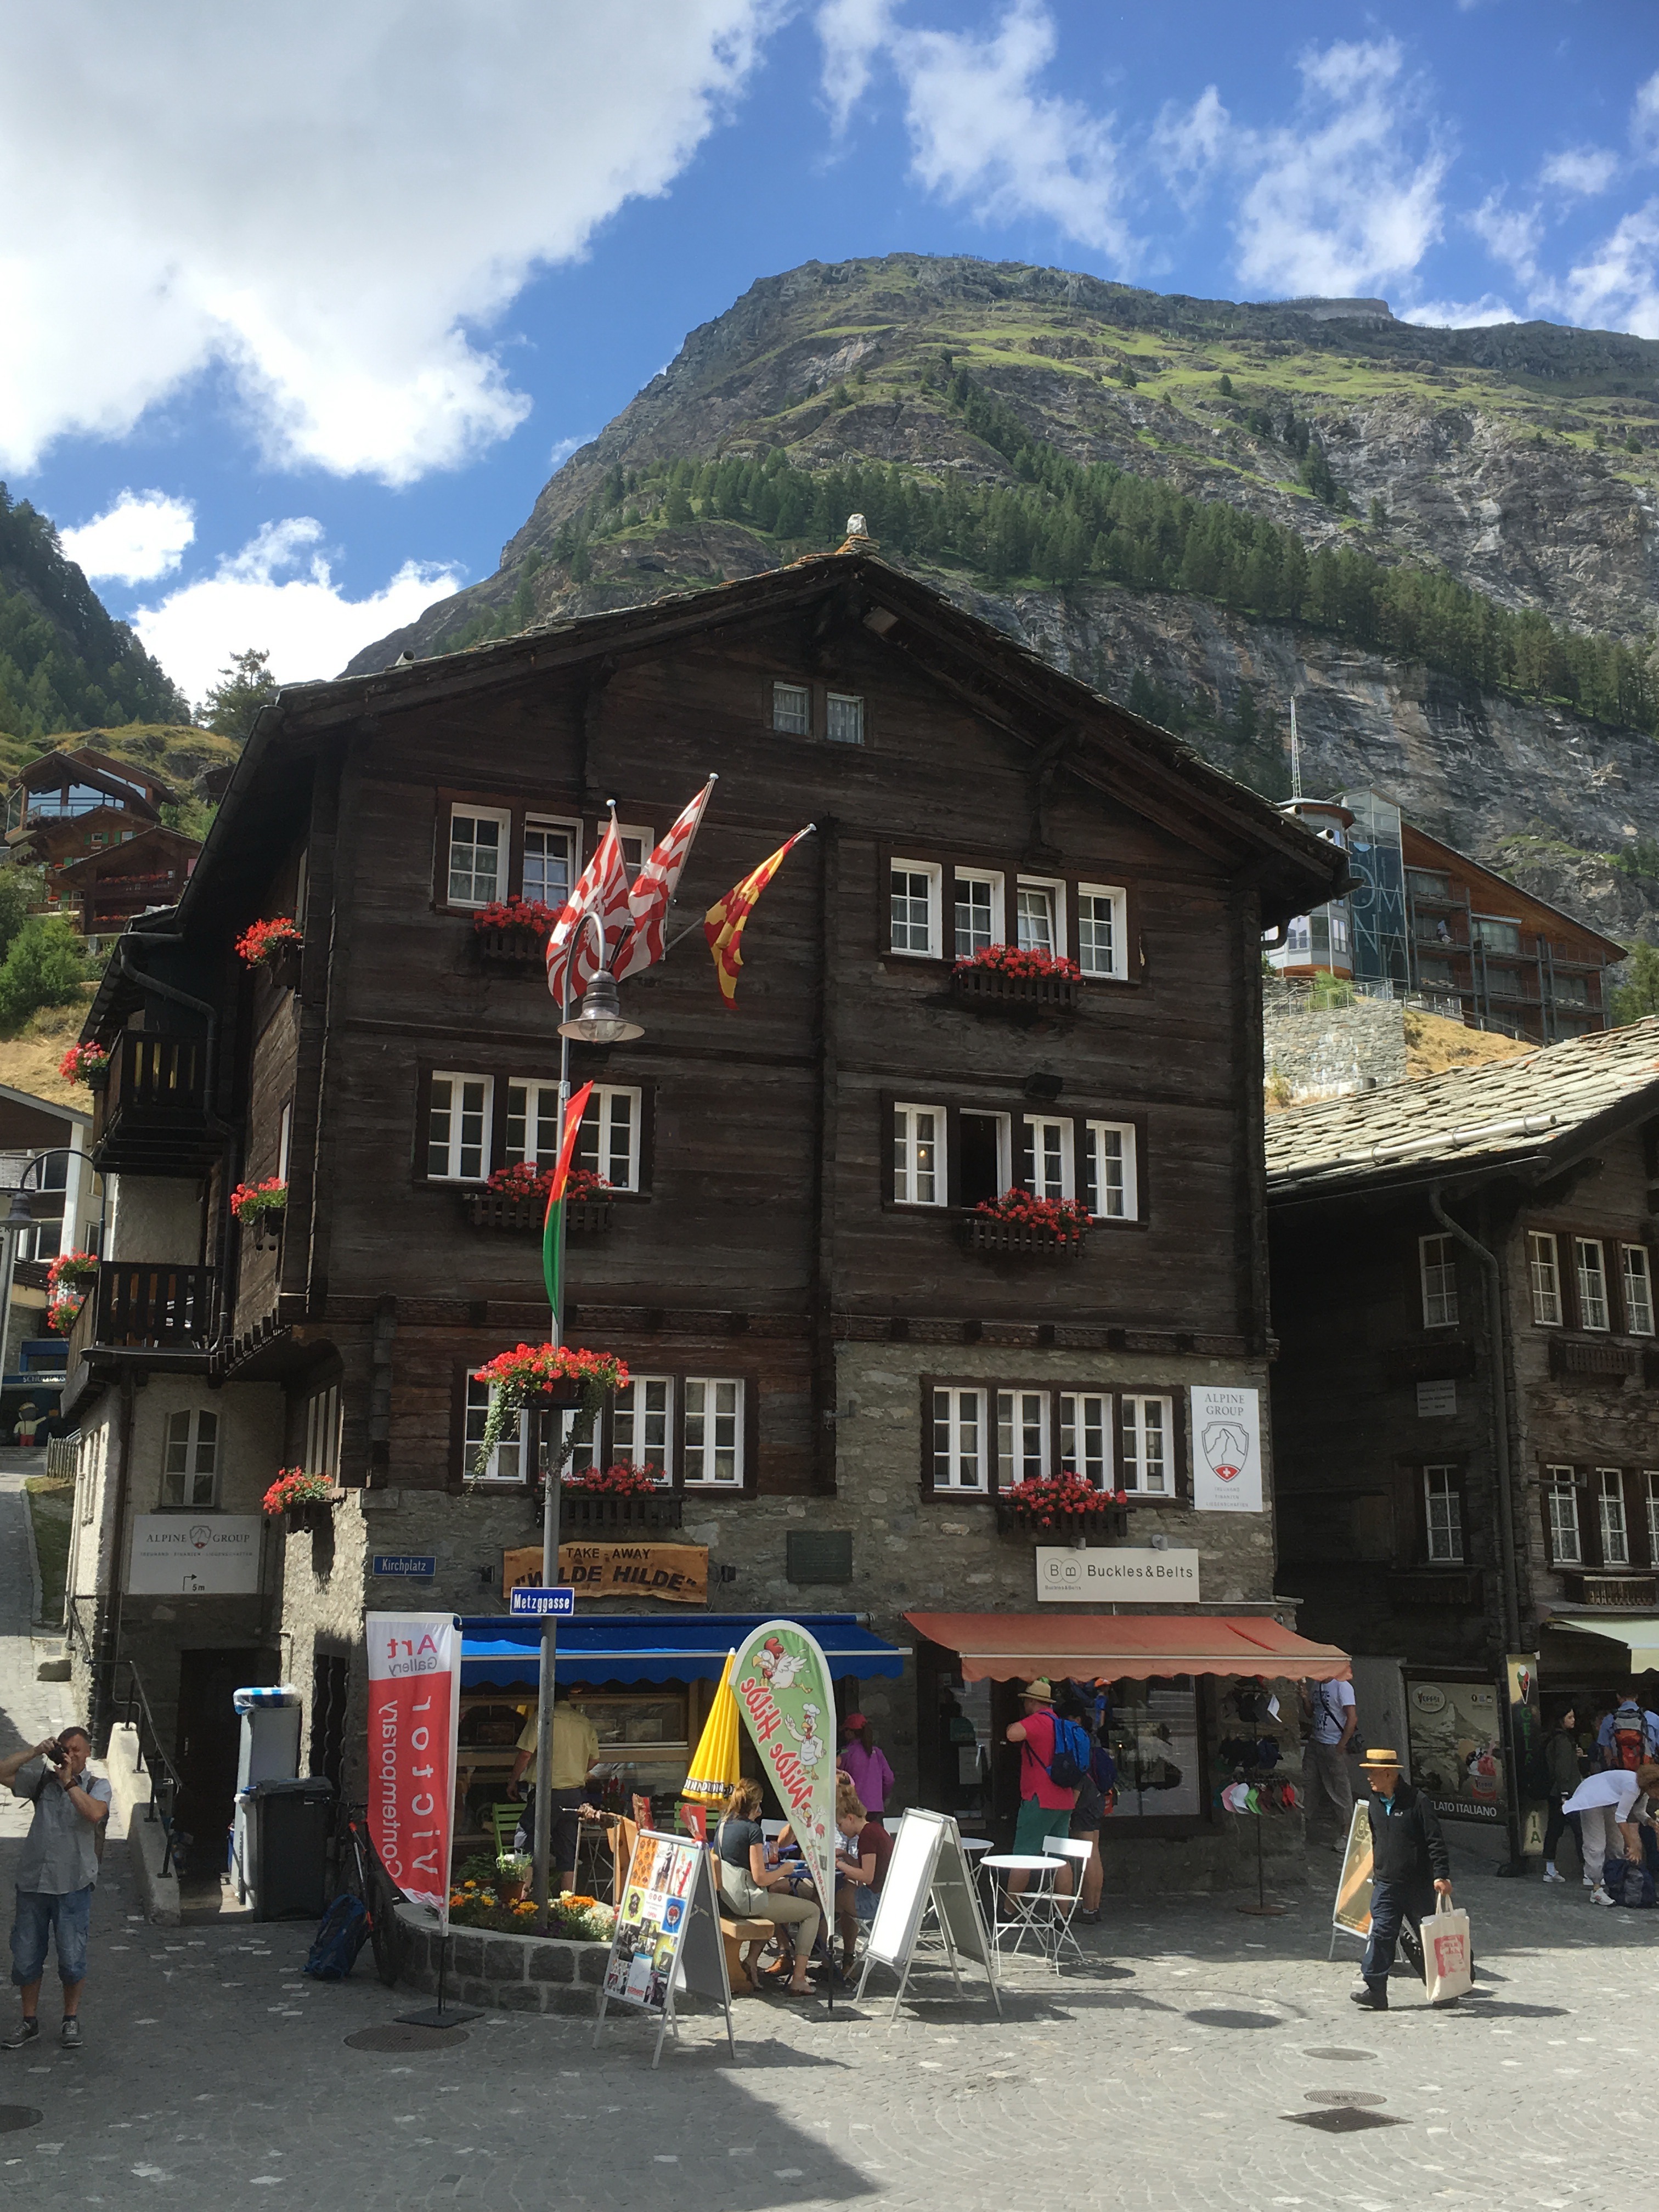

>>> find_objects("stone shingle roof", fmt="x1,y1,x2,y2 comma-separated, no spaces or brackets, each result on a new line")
1265,1017,1659,1195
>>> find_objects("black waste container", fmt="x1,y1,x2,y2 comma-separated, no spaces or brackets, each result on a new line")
242,1777,335,1920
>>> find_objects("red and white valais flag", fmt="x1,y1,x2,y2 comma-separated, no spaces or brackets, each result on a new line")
368,1612,462,1925
612,777,716,982
545,813,631,1007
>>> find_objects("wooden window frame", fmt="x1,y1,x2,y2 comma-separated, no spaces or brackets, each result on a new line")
303,1383,342,1484
1421,1463,1465,1565
1622,1244,1656,1338
521,814,583,911
1081,1119,1139,1223
417,1062,653,1192
1013,873,1068,960
1595,1465,1633,1568
875,842,1143,986
951,867,1006,961
425,1069,495,1183
1574,1236,1611,1333
1076,881,1129,981
455,1362,758,1497
888,857,943,960
1526,1228,1562,1328
1419,1233,1459,1329
681,1375,751,1492
158,1408,219,1510
440,799,513,911
891,1101,947,1209
824,691,865,747
881,1098,1147,1226
1542,1463,1585,1569
918,1379,1188,1503
924,1380,992,1496
1020,1112,1075,1203
764,675,874,748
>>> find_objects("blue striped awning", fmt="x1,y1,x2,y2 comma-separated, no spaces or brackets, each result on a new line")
459,1612,906,1689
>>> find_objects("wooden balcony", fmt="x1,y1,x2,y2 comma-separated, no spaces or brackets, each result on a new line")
950,963,1079,1017
92,1263,217,1351
1559,1571,1658,1607
1548,1337,1640,1384
92,1032,217,1176
957,1215,1087,1262
1388,1567,1485,1608
559,1491,684,1533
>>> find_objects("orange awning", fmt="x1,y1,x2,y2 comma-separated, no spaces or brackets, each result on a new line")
904,1611,1351,1685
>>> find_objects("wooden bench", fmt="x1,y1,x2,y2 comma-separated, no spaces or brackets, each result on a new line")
719,1914,778,1993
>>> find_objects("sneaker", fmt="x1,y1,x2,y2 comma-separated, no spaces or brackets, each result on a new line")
1583,1872,1595,1887
59,2018,81,2051
1590,1885,1617,1908
1543,1864,1566,1884
1,2018,40,2050
1349,1984,1388,2011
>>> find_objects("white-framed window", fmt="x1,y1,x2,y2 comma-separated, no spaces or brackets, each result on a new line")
1022,1116,1074,1202
1082,1121,1136,1221
278,1101,293,1185
892,1104,944,1207
1420,1234,1458,1328
931,1387,987,1492
1645,1470,1659,1562
996,1390,1049,1487
1528,1231,1561,1327
618,825,653,885
825,692,864,745
772,681,810,736
1545,1466,1582,1567
561,1402,599,1479
505,1079,561,1173
1576,1238,1610,1331
1014,877,1066,957
523,817,579,910
1077,884,1126,979
684,1379,743,1486
427,1073,493,1181
953,870,1005,960
1623,1244,1655,1336
1598,1468,1629,1566
447,805,509,907
304,1384,341,1482
577,1086,641,1190
613,1377,672,1481
1120,1395,1172,1496
1423,1465,1463,1564
466,1373,525,1483
160,1409,218,1508
890,861,941,957
1058,1392,1111,1487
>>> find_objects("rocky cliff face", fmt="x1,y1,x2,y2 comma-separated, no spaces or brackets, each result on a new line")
351,254,1659,943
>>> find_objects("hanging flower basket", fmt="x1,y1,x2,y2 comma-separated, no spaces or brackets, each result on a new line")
951,944,1080,1015
44,1251,98,1335
995,1475,1129,1538
473,899,557,968
59,1042,110,1091
263,1468,337,1533
235,917,303,982
470,1344,630,1482
232,1178,287,1248
960,1189,1090,1260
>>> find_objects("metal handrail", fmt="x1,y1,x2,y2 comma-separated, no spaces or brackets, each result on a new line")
108,1654,189,1877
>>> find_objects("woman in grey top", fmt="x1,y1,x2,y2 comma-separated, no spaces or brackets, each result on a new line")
1,1728,111,2050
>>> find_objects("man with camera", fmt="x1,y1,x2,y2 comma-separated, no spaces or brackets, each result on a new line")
0,1728,111,2050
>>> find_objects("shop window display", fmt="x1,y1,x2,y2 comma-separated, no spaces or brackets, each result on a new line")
1104,1680,1201,1821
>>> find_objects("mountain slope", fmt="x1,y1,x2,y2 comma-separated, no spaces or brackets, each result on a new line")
351,254,1659,939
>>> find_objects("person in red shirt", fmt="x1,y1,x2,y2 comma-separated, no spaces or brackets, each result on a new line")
1005,1678,1077,1897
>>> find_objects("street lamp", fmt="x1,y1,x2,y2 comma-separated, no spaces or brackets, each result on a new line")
555,911,643,1046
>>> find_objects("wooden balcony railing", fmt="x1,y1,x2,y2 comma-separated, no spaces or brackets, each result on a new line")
94,1031,217,1175
92,1263,217,1351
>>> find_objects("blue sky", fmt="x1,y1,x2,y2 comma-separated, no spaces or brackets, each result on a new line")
5,1,1656,707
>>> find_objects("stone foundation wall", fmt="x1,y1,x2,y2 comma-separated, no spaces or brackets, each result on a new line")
1263,996,1407,1103
396,1906,610,2016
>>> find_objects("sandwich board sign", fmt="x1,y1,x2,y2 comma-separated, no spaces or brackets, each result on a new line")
592,1828,734,2067
1328,1798,1374,1958
855,1809,1001,2022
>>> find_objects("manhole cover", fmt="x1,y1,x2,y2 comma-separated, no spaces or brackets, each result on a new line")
1285,2108,1402,2134
1306,2090,1386,2109
345,2024,469,2052
1187,2009,1281,2030
1301,2046,1376,2062
0,2108,42,2134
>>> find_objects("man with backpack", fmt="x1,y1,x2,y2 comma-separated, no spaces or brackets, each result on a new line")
1300,1675,1357,1853
1598,1699,1659,1773
0,1729,111,2051
1003,1678,1085,1899
1563,1761,1659,1906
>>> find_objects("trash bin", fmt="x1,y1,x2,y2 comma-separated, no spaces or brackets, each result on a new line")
240,1777,335,1920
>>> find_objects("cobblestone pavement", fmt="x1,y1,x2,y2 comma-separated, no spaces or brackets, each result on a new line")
3,1462,1656,2211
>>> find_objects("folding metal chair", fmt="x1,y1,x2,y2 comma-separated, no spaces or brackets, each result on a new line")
1042,1837,1093,1968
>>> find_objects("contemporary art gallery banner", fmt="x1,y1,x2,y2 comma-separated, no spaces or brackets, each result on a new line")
366,1611,462,1920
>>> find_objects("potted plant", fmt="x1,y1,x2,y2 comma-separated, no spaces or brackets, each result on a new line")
562,1460,681,1530
58,1041,110,1092
235,915,304,991
960,1187,1091,1260
263,1468,337,1534
473,897,557,968
995,1472,1130,1538
231,1176,288,1250
469,1344,630,1484
951,942,1081,1014
465,1163,613,1233
495,1850,532,1904
44,1251,98,1336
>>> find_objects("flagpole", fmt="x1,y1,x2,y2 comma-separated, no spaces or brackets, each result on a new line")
533,946,578,1932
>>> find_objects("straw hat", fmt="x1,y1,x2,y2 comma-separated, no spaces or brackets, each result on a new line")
1357,1747,1403,1770
1020,1678,1054,1704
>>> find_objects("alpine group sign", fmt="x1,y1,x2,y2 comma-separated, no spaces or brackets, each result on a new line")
127,1514,262,1594
1190,1386,1263,1514
366,1611,462,1920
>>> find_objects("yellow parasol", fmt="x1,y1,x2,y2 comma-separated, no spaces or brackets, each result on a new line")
682,1649,742,1802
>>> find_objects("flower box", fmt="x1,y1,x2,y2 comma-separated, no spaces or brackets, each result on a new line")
951,956,1080,1016
285,1500,334,1536
250,1212,285,1253
994,1498,1129,1542
958,1215,1087,1261
560,1492,684,1532
267,940,304,994
475,924,548,969
464,1193,613,1235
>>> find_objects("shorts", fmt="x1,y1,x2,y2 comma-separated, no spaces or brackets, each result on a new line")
1013,1799,1074,1855
10,1887,93,1988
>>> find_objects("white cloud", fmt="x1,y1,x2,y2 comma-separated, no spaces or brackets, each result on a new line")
1634,70,1659,161
60,490,195,585
1548,198,1659,339
0,3,777,485
1539,146,1618,198
132,521,462,703
548,433,596,471
1152,87,1230,213
1469,190,1543,286
1400,294,1519,329
816,0,895,133
1233,39,1448,297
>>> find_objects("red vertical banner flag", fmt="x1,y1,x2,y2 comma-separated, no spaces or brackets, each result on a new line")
368,1612,462,1925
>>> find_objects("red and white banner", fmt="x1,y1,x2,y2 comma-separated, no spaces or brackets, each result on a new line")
368,1612,462,1924
612,776,716,981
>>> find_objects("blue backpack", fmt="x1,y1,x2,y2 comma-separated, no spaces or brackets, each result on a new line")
1047,1717,1092,1791
303,1894,371,1979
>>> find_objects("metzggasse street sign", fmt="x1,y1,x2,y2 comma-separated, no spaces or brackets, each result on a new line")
508,1584,576,1617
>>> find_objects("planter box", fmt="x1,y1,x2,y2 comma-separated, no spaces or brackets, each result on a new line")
560,1491,684,1532
465,1193,613,1235
950,963,1079,1017
395,1905,612,2017
1560,1571,1658,1607
1549,1337,1639,1384
248,1211,285,1253
958,1215,1087,1262
263,940,303,994
283,1499,335,1536
474,925,548,970
994,1499,1127,1542
1388,1568,1485,1608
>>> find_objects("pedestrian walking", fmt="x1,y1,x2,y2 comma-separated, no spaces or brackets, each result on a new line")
838,1714,894,1818
1003,1678,1079,1899
1300,1675,1357,1852
1541,1705,1587,1885
1350,1747,1452,2012
1,1728,111,2050
1562,1762,1659,1905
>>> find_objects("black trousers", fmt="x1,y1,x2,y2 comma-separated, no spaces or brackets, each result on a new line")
515,1786,586,1876
1362,1877,1435,1991
1542,1801,1583,1865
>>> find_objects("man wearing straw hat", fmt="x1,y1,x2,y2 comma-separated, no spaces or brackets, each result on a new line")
1352,1747,1452,2012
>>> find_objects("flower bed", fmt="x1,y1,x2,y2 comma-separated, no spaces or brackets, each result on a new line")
448,1880,616,1942
393,1905,613,2018
951,944,1080,1014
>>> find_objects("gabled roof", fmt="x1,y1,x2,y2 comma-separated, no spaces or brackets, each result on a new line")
1265,1018,1659,1200
1400,816,1626,962
14,748,166,815
57,823,200,887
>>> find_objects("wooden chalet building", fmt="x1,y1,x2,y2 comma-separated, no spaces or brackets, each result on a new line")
1268,1023,1659,1855
4,744,200,939
59,545,1347,1888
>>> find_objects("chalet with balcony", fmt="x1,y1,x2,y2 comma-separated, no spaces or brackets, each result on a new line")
4,746,201,943
57,548,1348,1884
1268,1024,1659,1846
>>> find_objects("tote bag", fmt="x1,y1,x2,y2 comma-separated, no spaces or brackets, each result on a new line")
1423,1893,1473,2004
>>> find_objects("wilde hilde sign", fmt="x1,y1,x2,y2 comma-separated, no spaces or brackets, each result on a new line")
1035,1547,1200,1602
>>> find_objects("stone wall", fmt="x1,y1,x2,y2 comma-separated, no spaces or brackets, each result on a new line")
1263,994,1407,1104
396,1907,609,2017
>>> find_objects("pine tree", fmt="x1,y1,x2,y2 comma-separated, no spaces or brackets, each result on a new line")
200,648,279,739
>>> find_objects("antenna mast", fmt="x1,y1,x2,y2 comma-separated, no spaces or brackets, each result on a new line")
1289,695,1303,802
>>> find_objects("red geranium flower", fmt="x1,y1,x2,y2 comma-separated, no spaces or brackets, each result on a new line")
955,944,1081,981
235,916,303,968
474,898,557,936
974,1187,1092,1243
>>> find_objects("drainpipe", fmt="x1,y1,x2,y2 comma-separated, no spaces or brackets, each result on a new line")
1429,1184,1526,1876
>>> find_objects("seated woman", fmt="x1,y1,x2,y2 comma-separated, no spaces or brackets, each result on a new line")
713,1779,821,1997
832,1778,893,1977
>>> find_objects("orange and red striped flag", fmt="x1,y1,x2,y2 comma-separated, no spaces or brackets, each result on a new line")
703,827,814,1008
546,1081,595,1208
